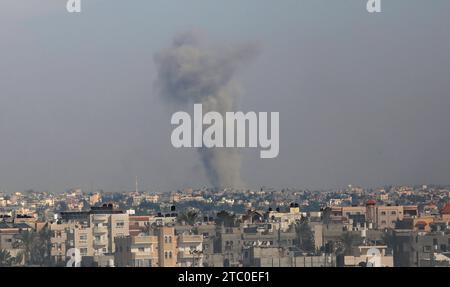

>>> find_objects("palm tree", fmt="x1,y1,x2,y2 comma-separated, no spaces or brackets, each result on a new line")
33,225,53,266
177,210,199,225
215,211,238,227
14,226,53,266
294,217,314,252
340,232,362,255
0,249,13,267
381,230,396,248
13,230,36,265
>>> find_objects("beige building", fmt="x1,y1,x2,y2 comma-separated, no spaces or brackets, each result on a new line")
115,226,203,267
329,203,417,230
344,245,394,267
177,234,203,267
158,226,177,267
91,213,129,255
267,204,302,231
376,205,404,229
50,205,129,266
115,235,159,267
89,193,102,206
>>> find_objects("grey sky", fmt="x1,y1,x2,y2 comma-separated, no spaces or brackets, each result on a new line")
1,0,449,193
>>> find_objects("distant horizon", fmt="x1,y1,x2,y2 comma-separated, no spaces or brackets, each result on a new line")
1,182,449,195
1,0,450,193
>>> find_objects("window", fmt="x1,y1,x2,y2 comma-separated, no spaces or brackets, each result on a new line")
381,220,386,224
164,251,168,259
169,251,173,259
381,211,386,216
116,221,125,228
391,211,396,215
138,247,145,252
423,246,432,252
80,248,88,256
80,235,87,241
168,236,172,243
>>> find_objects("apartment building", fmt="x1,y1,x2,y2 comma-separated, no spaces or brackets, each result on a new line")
266,204,302,231
115,226,202,267
177,234,203,267
115,234,159,267
393,229,450,267
158,226,177,267
50,204,129,266
376,205,404,230
328,202,418,230
91,212,129,255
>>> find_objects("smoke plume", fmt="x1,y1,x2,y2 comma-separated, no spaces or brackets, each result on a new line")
155,31,258,189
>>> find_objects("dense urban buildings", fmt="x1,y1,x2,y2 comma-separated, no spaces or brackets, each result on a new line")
0,185,449,267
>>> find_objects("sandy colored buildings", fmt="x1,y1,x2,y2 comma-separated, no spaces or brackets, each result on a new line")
115,234,159,267
50,205,129,266
328,202,418,230
344,245,394,267
115,226,203,267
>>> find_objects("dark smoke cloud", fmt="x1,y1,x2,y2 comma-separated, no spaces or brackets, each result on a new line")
154,31,259,188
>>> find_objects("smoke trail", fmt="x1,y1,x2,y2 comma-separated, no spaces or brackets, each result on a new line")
155,31,258,188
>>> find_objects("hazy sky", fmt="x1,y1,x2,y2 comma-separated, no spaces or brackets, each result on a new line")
1,0,450,193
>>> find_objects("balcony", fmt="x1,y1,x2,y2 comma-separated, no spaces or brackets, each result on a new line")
94,226,108,234
92,215,108,222
94,238,107,246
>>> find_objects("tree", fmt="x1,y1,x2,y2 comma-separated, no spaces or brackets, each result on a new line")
33,225,53,266
381,230,396,249
14,230,36,265
294,217,315,253
339,232,362,255
177,210,199,225
14,225,53,266
215,211,239,227
0,249,14,267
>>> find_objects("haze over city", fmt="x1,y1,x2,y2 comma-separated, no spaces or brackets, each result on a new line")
1,0,450,193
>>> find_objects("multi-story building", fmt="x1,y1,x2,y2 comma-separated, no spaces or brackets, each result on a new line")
158,226,177,267
177,234,203,267
50,204,129,266
115,226,201,267
115,234,159,267
376,205,404,230
393,229,450,267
